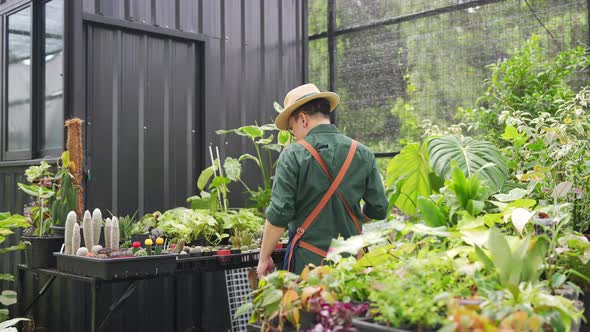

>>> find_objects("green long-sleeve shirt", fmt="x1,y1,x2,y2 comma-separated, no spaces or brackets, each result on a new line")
266,124,388,273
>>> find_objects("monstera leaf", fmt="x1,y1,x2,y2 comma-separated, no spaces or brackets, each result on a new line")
386,143,439,216
427,136,508,193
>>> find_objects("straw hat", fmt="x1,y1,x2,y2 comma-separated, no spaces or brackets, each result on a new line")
274,83,339,130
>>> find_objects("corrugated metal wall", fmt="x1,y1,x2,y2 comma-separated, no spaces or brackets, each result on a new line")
80,0,304,215
84,25,202,216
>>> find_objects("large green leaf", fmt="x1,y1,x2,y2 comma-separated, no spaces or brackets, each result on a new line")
386,143,433,216
521,235,548,282
0,243,25,254
0,318,29,330
416,197,447,227
17,183,55,199
278,130,291,145
238,153,260,167
223,157,242,181
197,166,215,190
257,135,274,145
241,126,264,139
0,214,29,229
0,290,16,306
0,274,14,282
427,136,508,193
261,289,283,307
486,227,513,285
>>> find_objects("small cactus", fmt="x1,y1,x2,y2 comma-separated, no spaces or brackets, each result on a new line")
145,238,153,255
72,223,81,254
134,249,148,257
76,247,89,256
104,218,112,248
174,239,186,253
64,211,77,254
91,245,103,254
111,217,120,251
155,237,163,255
82,210,93,249
92,208,103,246
132,241,141,254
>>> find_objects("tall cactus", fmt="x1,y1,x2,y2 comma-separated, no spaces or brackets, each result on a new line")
72,223,81,254
92,208,103,246
111,216,120,251
104,218,112,249
82,210,93,249
64,211,77,254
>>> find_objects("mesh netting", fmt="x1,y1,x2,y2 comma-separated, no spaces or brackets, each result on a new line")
309,0,589,153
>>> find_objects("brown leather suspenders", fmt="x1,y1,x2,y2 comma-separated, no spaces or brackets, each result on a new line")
286,140,361,271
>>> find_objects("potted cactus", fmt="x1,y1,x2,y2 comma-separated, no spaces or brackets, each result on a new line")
55,211,176,279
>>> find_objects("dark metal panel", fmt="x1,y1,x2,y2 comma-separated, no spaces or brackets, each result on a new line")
143,36,166,213
170,40,197,205
95,0,124,19
82,0,94,13
154,0,175,29
64,0,85,121
117,32,142,217
264,0,280,117
86,25,115,212
283,0,298,92
201,0,222,149
128,0,151,24
223,0,242,155
178,0,199,32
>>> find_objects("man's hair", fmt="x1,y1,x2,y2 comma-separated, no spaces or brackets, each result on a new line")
291,98,331,119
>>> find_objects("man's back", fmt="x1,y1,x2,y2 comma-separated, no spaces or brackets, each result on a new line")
266,124,388,273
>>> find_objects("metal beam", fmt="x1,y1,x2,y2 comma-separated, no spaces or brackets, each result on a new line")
328,0,336,124
82,13,207,42
310,0,506,40
302,0,309,83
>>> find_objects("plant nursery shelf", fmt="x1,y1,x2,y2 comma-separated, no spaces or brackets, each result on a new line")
54,253,178,280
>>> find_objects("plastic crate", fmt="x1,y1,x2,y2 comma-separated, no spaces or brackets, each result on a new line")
225,267,256,332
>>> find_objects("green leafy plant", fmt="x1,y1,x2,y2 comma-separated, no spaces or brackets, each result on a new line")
17,183,54,237
474,227,549,298
386,135,507,217
157,207,227,245
17,152,77,234
0,212,29,326
460,35,590,142
385,142,439,215
111,211,137,243
50,152,78,226
215,122,292,211
130,212,160,236
427,135,508,193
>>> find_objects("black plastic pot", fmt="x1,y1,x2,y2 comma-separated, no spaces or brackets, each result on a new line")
247,312,315,332
22,235,64,269
50,225,65,237
54,253,177,280
352,318,435,332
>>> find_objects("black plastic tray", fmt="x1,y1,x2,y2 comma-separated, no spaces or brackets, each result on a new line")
352,319,413,332
54,253,177,280
176,249,285,272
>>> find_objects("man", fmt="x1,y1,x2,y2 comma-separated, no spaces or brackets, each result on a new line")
257,83,388,277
